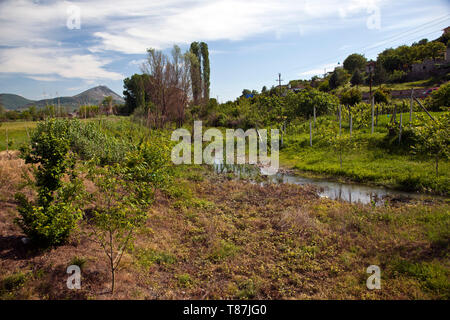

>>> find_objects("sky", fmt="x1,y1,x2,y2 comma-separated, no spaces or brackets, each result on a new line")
0,0,449,102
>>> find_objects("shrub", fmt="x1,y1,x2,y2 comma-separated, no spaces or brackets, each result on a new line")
411,113,450,177
15,119,83,246
285,89,339,120
0,272,27,297
374,87,390,104
318,79,330,92
426,83,450,111
340,88,362,106
69,256,88,270
19,119,73,205
67,120,128,165
15,183,83,246
388,70,407,83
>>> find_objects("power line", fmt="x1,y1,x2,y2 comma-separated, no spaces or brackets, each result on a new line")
361,19,450,53
359,14,450,52
361,28,448,57
287,14,449,75
292,26,447,79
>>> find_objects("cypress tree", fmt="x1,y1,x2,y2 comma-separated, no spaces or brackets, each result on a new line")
200,42,210,102
190,42,202,105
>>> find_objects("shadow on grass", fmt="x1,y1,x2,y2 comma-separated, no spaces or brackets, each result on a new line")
0,235,44,261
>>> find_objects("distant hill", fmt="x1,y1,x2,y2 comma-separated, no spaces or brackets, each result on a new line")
0,86,124,110
0,94,35,110
74,86,124,104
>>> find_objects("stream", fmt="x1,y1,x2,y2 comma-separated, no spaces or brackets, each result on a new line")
212,160,441,205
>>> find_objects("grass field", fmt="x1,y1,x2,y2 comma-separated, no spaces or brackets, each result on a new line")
0,117,124,152
0,121,36,152
2,114,449,195
0,152,449,299
353,78,439,93
281,112,450,195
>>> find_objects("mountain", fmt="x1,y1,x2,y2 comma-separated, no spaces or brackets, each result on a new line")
0,86,124,110
0,94,35,110
74,86,124,103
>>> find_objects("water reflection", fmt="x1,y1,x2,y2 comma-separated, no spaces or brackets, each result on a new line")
212,159,427,205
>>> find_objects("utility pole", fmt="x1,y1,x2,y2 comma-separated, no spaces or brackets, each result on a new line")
410,88,414,127
366,61,376,103
56,91,60,118
276,73,283,96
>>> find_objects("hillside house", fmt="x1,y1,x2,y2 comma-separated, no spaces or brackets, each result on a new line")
288,83,307,93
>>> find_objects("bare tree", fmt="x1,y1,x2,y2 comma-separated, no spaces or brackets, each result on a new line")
141,45,191,128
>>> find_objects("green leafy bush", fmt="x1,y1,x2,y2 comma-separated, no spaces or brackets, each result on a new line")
15,180,83,246
340,87,362,106
426,82,450,111
374,87,390,104
411,113,450,176
67,120,128,165
16,119,83,246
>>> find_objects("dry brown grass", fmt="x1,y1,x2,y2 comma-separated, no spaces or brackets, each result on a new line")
0,158,448,300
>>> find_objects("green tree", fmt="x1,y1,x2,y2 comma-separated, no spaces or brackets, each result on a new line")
343,53,367,74
424,41,446,60
85,163,148,294
318,79,330,92
241,89,252,97
85,137,172,294
123,74,150,114
373,63,388,85
190,42,202,105
350,68,364,87
261,86,267,94
200,42,210,101
329,68,350,89
340,88,362,106
378,49,403,73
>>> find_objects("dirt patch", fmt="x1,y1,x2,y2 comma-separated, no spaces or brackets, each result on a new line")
0,158,448,300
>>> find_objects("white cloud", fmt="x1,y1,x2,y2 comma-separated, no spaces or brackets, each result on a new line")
128,59,146,66
26,75,60,81
0,47,123,80
4,0,432,84
0,0,387,53
299,63,340,78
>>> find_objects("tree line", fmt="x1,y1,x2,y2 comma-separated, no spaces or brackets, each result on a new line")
0,96,122,121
